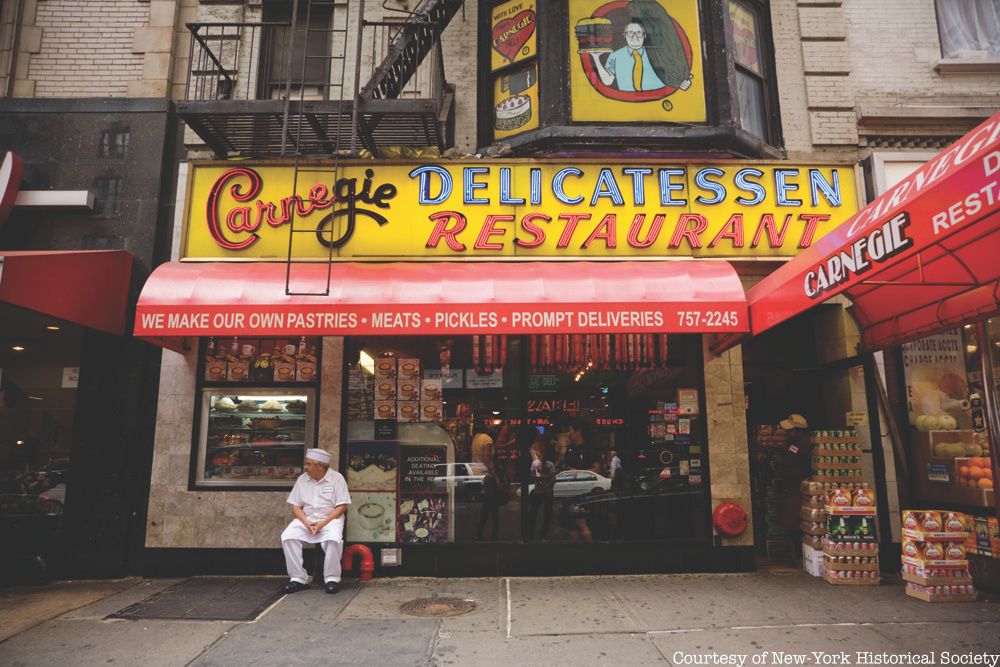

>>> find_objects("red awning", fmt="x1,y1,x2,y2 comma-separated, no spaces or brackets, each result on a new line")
743,110,1000,349
0,250,133,335
134,260,747,347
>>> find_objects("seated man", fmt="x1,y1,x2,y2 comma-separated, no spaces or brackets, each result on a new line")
281,448,351,594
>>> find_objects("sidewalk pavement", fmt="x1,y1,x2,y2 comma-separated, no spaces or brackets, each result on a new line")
0,572,998,667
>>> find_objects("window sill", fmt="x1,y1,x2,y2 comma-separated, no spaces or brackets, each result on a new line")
933,58,1000,74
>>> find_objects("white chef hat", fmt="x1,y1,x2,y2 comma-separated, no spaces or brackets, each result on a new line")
305,448,331,465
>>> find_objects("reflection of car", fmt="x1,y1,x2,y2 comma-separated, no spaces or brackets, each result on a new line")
530,470,611,498
557,479,708,541
432,463,489,501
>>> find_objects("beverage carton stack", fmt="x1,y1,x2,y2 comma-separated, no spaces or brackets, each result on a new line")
901,510,977,602
811,429,864,484
800,481,826,576
822,485,880,584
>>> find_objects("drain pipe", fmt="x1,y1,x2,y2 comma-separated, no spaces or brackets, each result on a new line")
342,544,375,581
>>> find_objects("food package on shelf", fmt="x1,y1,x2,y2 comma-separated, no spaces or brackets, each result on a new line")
800,506,826,522
800,520,826,536
827,514,877,542
901,510,969,541
901,562,973,586
905,582,977,602
901,538,967,568
822,536,879,557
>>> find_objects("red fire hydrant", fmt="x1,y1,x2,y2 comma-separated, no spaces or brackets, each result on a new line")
341,544,375,581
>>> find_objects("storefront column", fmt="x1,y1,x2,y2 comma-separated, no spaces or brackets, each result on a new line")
703,338,753,546
319,337,344,464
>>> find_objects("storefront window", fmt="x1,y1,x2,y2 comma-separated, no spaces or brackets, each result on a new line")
902,327,994,508
0,305,82,544
343,334,709,544
193,337,320,488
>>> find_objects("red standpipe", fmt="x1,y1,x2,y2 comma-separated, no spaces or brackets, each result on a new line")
341,544,375,582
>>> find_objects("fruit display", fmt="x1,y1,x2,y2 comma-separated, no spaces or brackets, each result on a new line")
955,456,994,490
900,509,978,603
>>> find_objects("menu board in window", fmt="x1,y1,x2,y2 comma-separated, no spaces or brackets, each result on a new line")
203,337,320,384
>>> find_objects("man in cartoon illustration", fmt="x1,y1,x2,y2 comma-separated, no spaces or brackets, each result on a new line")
589,16,692,92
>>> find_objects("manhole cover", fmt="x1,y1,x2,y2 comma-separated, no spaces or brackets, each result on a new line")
400,597,477,617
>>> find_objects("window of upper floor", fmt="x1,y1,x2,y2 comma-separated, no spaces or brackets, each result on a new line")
934,0,1000,72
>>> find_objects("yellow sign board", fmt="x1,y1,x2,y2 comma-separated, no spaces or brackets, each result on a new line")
491,0,537,71
569,0,706,123
181,161,859,261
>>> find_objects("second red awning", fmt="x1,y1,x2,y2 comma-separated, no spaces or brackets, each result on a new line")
134,260,747,345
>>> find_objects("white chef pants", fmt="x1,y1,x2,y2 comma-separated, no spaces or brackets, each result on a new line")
282,538,344,584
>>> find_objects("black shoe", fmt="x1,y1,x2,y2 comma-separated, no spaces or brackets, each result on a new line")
325,581,340,594
282,581,308,594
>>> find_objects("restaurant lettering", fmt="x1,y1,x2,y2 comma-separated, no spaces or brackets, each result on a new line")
182,162,859,260
803,212,913,299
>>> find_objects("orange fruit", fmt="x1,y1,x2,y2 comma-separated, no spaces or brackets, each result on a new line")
970,457,984,468
983,458,993,469
969,466,984,480
984,468,993,480
960,466,970,476
978,477,993,490
958,477,968,487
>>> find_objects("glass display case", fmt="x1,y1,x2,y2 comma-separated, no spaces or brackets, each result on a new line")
195,389,315,487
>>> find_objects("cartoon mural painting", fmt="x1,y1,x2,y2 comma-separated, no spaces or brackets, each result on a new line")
570,0,705,122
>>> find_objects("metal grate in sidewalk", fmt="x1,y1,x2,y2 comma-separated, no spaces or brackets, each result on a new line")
108,577,284,621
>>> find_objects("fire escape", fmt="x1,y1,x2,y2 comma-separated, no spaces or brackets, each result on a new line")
178,0,462,159
178,0,464,294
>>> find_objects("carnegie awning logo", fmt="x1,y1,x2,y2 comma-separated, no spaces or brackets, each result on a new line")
804,212,913,299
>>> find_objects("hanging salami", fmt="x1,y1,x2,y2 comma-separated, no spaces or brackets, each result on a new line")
543,334,553,370
484,334,494,373
472,335,481,373
659,334,669,368
573,335,584,370
602,334,611,369
499,335,508,369
645,333,655,368
530,335,538,373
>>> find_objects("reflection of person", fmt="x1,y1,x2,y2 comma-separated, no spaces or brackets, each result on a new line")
528,447,555,539
609,449,623,491
281,449,351,594
471,431,494,467
778,414,811,534
562,418,599,472
590,20,692,92
476,461,506,541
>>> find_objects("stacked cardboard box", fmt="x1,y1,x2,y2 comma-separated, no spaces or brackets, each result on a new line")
822,485,880,585
901,510,977,602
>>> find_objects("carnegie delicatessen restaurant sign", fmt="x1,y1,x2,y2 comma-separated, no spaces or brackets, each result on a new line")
180,161,859,260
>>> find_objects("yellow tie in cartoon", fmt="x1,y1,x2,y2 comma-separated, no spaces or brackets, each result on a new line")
631,49,643,91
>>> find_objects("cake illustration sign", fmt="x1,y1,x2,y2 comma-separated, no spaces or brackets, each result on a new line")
570,0,706,123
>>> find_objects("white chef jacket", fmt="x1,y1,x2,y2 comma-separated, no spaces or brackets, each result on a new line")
281,468,351,544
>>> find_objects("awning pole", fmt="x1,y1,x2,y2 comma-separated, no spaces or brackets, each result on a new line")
974,320,1000,522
